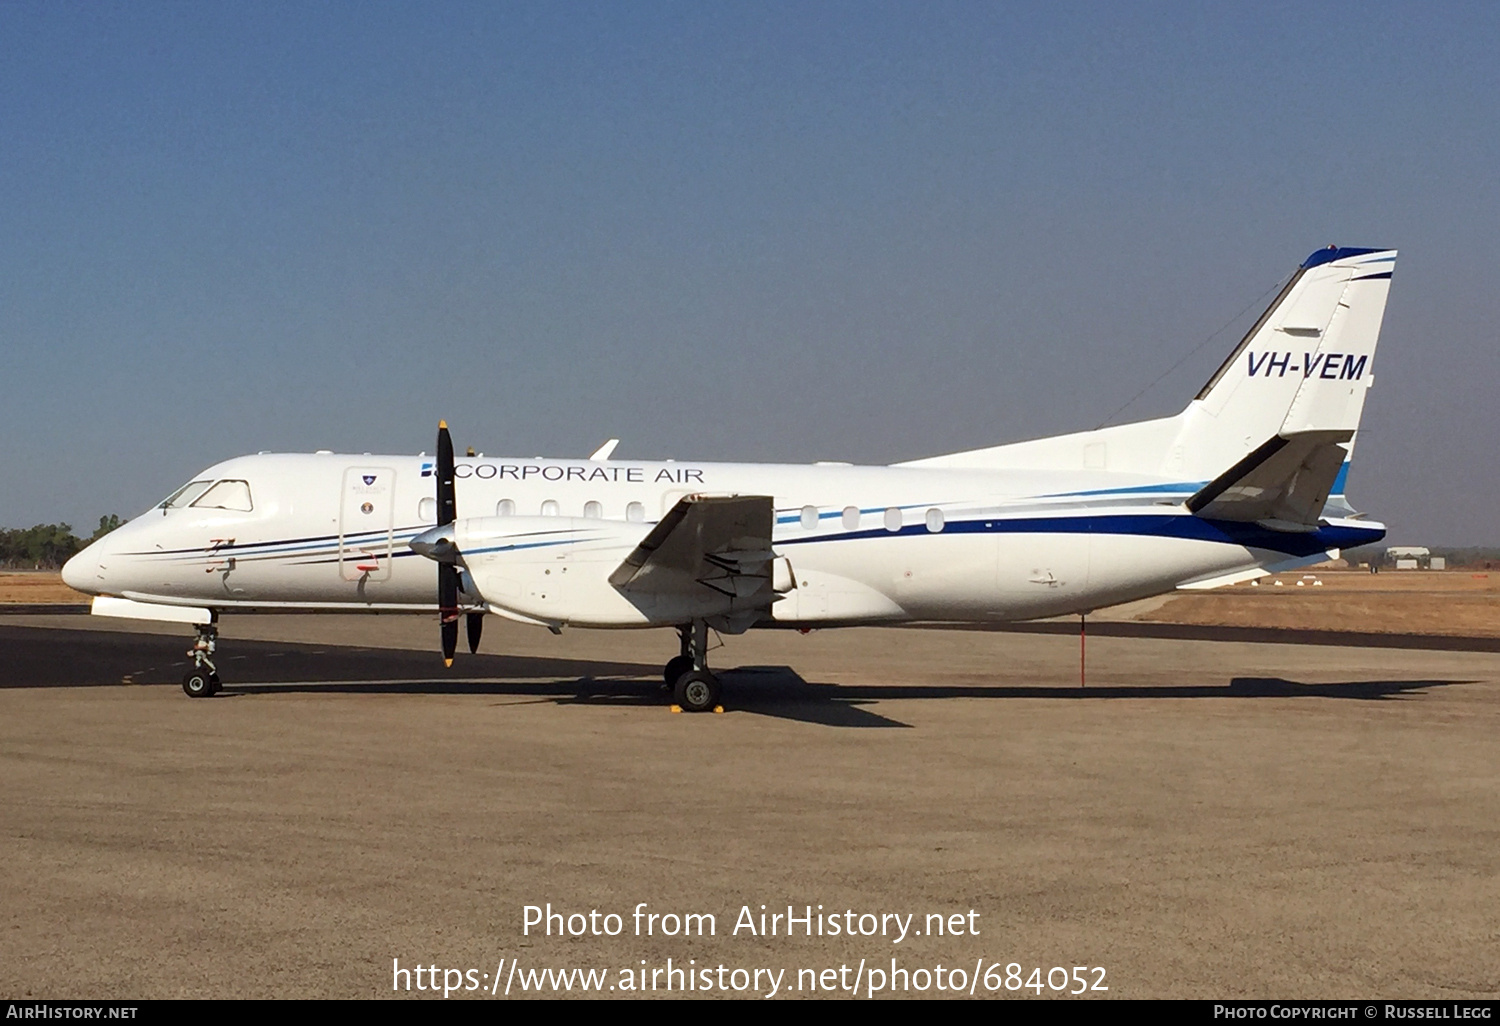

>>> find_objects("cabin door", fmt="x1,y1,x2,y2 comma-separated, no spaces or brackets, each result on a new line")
338,467,396,582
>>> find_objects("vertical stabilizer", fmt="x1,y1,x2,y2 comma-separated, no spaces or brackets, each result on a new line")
898,246,1397,490
1166,247,1396,480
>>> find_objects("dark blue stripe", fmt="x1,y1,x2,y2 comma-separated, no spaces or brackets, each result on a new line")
1354,271,1392,280
776,515,1384,557
127,525,429,559
1301,246,1385,269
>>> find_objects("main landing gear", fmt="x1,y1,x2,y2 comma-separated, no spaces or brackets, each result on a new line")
664,621,721,713
182,622,221,698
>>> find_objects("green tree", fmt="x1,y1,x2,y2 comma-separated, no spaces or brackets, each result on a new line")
0,523,82,568
91,514,124,541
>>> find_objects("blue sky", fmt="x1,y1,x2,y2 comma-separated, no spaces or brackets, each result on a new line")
2,3,1496,542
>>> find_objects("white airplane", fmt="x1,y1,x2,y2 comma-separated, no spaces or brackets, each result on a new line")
63,246,1397,710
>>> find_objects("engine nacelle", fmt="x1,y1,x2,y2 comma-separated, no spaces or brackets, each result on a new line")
452,516,740,628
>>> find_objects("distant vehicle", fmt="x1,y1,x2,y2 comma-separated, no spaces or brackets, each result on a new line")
64,246,1397,709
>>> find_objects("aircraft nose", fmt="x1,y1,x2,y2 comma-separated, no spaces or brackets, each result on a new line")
61,546,100,594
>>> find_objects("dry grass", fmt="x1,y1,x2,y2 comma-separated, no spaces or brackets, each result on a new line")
1140,569,1500,637
0,572,88,605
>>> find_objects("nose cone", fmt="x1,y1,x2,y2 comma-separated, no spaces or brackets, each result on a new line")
409,524,458,562
61,544,100,594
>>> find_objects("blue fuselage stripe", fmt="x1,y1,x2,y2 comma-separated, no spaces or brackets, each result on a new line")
775,514,1383,557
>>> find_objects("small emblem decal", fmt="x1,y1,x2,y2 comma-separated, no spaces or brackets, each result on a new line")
363,475,377,486
360,502,374,515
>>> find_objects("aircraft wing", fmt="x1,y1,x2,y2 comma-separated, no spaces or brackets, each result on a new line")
608,495,777,601
1186,429,1353,530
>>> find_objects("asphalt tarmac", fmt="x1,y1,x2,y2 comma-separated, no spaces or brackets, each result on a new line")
2,613,1496,999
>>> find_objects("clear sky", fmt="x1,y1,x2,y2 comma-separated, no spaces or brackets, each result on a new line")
2,2,1496,543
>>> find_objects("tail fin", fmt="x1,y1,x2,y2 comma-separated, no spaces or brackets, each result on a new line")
1186,246,1395,456
898,246,1397,501
1171,246,1395,522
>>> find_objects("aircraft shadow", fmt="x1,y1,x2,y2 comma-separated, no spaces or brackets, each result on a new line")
224,670,1471,731
774,675,1471,703
0,624,661,691
713,669,1471,726
953,620,1500,653
224,669,914,728
0,626,1472,729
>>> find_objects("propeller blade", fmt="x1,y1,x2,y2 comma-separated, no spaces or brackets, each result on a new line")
436,420,459,665
437,420,457,525
440,562,459,666
466,612,483,654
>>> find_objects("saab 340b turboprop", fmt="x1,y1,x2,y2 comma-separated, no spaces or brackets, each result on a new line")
62,245,1397,710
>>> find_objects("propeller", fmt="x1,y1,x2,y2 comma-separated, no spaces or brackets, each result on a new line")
414,421,486,663
436,421,459,666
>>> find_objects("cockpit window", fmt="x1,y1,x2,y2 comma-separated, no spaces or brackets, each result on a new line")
190,479,254,512
160,480,214,509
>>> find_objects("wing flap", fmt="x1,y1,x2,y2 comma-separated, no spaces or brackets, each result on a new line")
608,495,776,596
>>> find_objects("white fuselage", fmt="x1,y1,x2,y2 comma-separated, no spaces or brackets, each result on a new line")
62,451,1384,630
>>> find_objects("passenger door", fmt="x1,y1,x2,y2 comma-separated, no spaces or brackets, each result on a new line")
338,467,396,582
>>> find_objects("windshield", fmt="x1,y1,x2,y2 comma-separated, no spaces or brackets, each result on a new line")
190,479,254,512
160,480,213,509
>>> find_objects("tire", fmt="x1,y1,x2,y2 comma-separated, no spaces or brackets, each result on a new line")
673,670,720,713
663,655,693,687
182,669,213,698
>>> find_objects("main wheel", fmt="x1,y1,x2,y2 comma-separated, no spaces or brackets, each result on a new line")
673,670,721,713
663,655,693,687
182,669,214,698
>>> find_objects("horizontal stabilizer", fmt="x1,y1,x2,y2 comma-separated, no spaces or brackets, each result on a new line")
1186,430,1352,528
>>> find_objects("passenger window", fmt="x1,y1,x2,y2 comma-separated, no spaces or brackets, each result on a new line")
925,508,945,533
541,500,560,516
626,501,645,523
884,507,902,532
584,501,603,519
496,499,515,516
418,497,436,523
161,480,213,509
800,505,819,530
842,506,860,530
190,479,253,512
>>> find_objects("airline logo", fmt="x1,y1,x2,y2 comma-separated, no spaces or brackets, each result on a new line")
1247,352,1368,380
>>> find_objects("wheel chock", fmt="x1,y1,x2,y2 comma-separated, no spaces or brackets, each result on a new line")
713,706,724,714
670,705,683,713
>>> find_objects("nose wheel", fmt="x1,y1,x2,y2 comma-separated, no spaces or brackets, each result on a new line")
182,623,221,697
182,668,221,698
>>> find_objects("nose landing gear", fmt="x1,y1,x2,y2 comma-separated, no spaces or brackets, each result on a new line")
182,623,221,697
